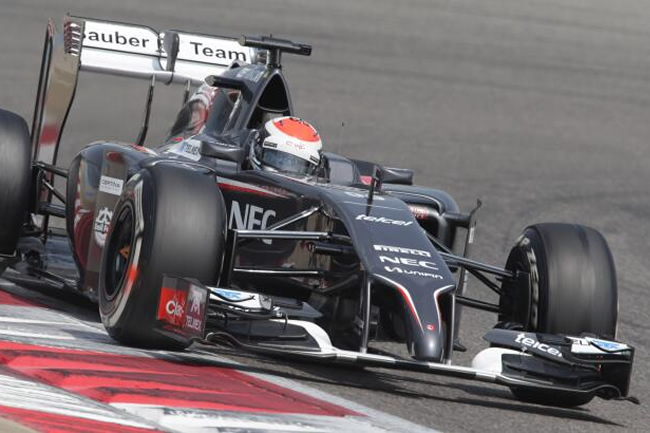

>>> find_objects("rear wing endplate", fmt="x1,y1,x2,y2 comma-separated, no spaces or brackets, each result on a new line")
31,15,256,167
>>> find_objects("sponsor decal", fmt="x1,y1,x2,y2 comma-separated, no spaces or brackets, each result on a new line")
85,29,154,50
379,255,438,270
211,288,272,310
212,288,248,301
83,21,158,55
185,38,248,63
229,201,276,245
408,204,431,220
587,337,629,352
383,266,443,279
356,214,412,226
184,285,207,333
171,139,202,161
285,140,306,151
229,200,276,230
156,278,208,338
157,286,187,328
83,21,252,66
93,207,113,247
98,175,124,196
374,244,431,257
515,333,563,358
379,255,443,279
567,336,630,356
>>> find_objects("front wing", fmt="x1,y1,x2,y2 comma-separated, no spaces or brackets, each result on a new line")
152,277,636,405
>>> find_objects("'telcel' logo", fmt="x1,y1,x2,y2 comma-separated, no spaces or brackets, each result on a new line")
356,214,413,226
515,333,562,357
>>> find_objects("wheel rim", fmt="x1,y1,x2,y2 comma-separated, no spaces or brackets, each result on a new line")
104,204,134,301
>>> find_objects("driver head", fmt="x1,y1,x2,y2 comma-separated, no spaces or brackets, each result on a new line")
250,116,322,175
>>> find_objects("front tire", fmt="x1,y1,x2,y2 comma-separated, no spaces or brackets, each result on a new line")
98,163,226,349
500,223,618,406
0,109,31,256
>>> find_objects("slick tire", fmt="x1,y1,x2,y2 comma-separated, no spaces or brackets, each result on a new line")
500,223,618,406
0,109,31,256
98,163,226,350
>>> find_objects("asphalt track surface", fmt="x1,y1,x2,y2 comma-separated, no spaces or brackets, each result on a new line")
1,0,649,431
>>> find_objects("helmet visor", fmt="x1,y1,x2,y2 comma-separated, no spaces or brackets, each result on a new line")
261,148,316,174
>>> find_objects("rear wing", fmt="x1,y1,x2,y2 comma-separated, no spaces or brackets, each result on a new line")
31,15,257,167
79,17,256,84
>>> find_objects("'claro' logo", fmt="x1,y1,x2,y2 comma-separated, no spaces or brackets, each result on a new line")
166,299,184,318
157,287,187,327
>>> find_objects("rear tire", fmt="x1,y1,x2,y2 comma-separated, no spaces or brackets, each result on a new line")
98,163,226,349
0,109,31,256
500,223,618,406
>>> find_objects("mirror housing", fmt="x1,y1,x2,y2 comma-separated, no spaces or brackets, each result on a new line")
199,132,252,164
352,159,414,186
381,166,414,185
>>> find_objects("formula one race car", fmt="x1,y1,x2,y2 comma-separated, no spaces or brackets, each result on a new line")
0,16,636,407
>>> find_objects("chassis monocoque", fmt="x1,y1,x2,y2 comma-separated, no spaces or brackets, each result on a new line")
0,16,636,408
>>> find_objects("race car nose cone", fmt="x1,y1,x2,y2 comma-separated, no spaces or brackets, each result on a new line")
412,332,444,362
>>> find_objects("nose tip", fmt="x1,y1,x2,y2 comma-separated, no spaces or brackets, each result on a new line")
413,332,444,362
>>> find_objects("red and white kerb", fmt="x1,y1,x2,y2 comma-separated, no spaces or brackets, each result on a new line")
263,117,322,165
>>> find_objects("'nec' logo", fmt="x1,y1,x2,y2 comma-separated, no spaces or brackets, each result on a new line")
229,201,276,230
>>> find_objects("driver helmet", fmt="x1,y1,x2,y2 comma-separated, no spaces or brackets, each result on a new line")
250,116,322,175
